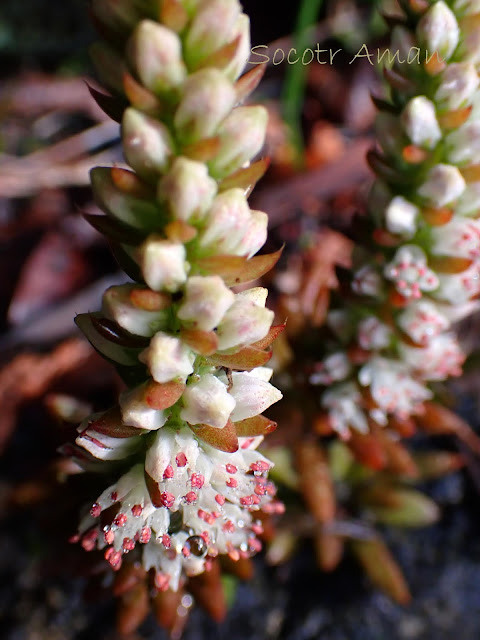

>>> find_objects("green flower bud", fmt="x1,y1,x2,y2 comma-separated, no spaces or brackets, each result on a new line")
128,20,187,94
199,188,251,255
174,69,237,143
208,106,268,178
224,14,251,81
122,108,174,180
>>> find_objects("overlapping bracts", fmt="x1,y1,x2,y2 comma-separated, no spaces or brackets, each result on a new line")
71,0,283,590
315,0,480,437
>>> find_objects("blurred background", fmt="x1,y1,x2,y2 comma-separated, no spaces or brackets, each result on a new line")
1,1,480,639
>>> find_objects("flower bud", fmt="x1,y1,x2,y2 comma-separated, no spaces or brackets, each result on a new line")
158,157,217,223
184,0,241,66
418,164,466,207
174,69,236,143
128,20,187,94
401,97,441,150
235,210,268,258
454,0,480,14
199,189,251,255
139,236,188,292
120,382,169,430
102,284,168,337
446,121,480,164
310,353,352,385
434,263,480,304
180,374,235,429
456,183,480,216
139,332,195,383
417,1,459,62
216,291,274,352
224,14,251,81
208,106,268,178
384,196,419,237
435,62,479,110
352,266,383,297
122,108,173,180
228,371,282,422
357,317,392,351
178,275,235,331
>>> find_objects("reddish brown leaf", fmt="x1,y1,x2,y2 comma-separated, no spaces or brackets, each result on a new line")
180,329,219,356
350,538,411,605
86,83,126,123
348,430,388,471
207,346,272,370
235,64,267,103
182,137,221,162
145,471,163,507
296,442,336,523
219,157,270,197
129,287,171,311
251,323,286,350
225,246,284,286
116,583,150,636
197,35,242,71
428,256,473,273
188,560,227,623
123,71,161,113
113,563,147,597
160,0,188,32
152,588,185,633
191,419,239,453
234,414,277,437
87,406,143,438
197,254,247,279
416,402,480,455
314,532,344,573
220,555,254,581
165,220,197,243
111,167,152,198
145,380,185,410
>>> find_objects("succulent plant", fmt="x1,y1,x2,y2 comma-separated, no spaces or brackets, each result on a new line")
68,0,284,596
310,0,480,445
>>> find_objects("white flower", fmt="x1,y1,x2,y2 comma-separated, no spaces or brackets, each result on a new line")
102,284,168,337
122,108,173,179
310,352,352,385
358,357,432,419
139,332,195,383
78,426,277,591
216,289,274,352
399,334,465,381
120,382,169,431
401,97,441,150
384,245,439,300
180,374,235,429
418,164,466,207
357,317,392,350
430,217,480,260
384,196,419,237
140,237,188,292
178,275,235,331
322,382,369,437
397,300,450,346
234,209,268,259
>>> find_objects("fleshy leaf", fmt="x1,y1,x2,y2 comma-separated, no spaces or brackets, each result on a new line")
234,414,277,437
191,419,239,453
207,346,272,370
219,158,270,196
145,380,186,410
180,328,219,356
75,313,142,366
86,83,127,123
251,323,286,350
87,406,144,438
